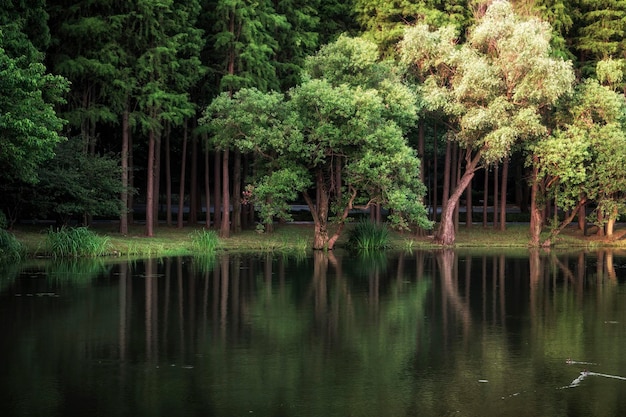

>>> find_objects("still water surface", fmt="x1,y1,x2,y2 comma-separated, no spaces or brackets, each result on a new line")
1,249,626,417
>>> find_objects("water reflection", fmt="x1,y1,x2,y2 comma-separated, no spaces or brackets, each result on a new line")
1,249,626,417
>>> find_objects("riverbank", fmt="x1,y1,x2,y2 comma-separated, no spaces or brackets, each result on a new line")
9,221,626,259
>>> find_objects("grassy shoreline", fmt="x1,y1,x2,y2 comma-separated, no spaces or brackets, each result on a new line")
9,221,626,259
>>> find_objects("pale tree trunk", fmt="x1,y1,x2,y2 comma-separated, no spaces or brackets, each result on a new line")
435,150,480,245
220,149,230,238
499,158,509,231
120,107,129,235
577,199,586,233
177,121,188,228
452,143,460,231
606,206,618,237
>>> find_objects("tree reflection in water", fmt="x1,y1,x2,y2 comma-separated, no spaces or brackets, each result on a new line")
2,249,626,417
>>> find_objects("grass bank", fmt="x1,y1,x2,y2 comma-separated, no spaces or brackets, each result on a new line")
9,221,626,259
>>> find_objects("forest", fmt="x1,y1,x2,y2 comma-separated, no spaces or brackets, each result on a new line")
2,0,626,249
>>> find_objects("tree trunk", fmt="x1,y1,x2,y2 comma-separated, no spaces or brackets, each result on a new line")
465,172,473,228
146,129,156,237
213,151,222,230
232,150,241,233
220,148,230,238
303,169,331,250
452,142,460,231
128,127,134,225
189,132,198,224
435,150,480,245
152,129,161,229
120,107,129,235
432,126,438,222
441,139,452,223
606,206,618,237
493,165,499,229
165,126,172,226
499,158,509,231
529,161,542,246
204,138,211,228
177,121,188,228
483,169,488,227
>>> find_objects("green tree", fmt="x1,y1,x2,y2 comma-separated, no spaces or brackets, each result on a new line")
574,0,626,76
202,36,431,249
533,76,626,242
27,136,124,225
0,20,68,187
400,0,574,245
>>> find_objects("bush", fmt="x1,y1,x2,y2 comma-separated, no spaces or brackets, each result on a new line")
347,220,390,251
189,229,220,253
46,226,111,258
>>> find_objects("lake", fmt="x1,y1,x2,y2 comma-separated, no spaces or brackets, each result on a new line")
1,249,626,417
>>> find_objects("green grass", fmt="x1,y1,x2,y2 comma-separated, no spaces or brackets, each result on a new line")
8,220,626,260
189,229,220,253
45,226,111,258
0,228,24,261
347,220,390,251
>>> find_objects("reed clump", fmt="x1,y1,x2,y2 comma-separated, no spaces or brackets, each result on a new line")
46,226,111,258
347,220,390,251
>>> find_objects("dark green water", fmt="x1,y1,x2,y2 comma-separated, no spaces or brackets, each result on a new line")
1,249,626,417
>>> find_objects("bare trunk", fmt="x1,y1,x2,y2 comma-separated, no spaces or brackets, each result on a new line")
177,121,188,228
435,149,481,245
119,107,129,235
232,150,241,233
128,128,134,225
499,158,509,231
165,126,172,226
189,132,198,224
441,139,452,220
493,165,499,229
152,130,161,229
606,206,618,237
213,151,222,229
146,129,156,237
303,169,331,250
529,160,542,247
220,148,230,238
204,139,211,228
483,170,488,227
465,175,473,228
432,126,438,222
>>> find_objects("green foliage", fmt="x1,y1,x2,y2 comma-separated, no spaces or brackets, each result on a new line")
347,220,390,251
189,229,220,253
0,229,23,261
0,27,69,184
45,226,111,258
400,0,575,166
25,137,125,223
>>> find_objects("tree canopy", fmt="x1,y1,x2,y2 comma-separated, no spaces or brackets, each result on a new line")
202,36,431,249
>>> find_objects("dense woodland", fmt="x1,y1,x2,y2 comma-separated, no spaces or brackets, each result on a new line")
2,0,626,248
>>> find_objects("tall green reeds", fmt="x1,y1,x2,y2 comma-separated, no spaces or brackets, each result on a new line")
0,229,23,261
347,220,390,251
46,226,111,258
189,229,220,253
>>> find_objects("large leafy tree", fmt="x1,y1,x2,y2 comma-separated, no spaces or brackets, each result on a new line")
532,74,626,243
202,36,431,249
400,0,574,245
0,10,68,186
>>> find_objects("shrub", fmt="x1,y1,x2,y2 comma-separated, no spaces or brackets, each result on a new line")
347,220,390,251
